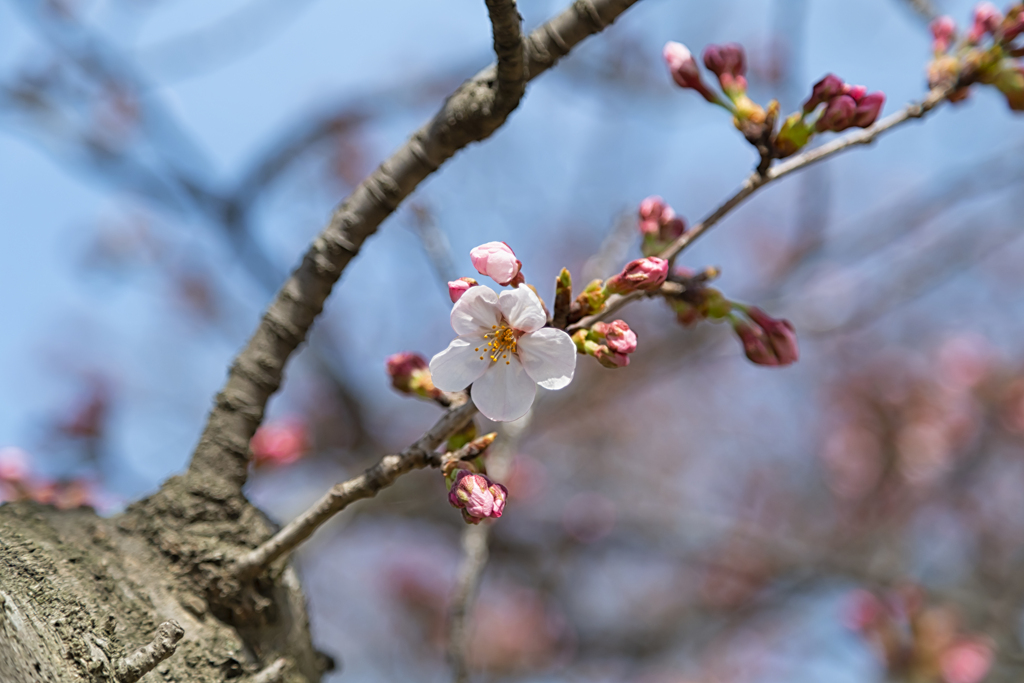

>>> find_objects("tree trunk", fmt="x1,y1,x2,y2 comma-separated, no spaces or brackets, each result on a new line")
0,474,332,683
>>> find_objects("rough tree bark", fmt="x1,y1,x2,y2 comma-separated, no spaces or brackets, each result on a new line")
0,2,640,681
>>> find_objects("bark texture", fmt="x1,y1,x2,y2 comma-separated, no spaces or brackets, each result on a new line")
0,499,330,683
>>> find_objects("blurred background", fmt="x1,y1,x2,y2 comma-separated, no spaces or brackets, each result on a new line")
3,0,1024,681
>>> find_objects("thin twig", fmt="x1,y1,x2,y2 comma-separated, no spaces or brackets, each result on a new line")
115,620,184,683
233,399,484,579
568,87,951,332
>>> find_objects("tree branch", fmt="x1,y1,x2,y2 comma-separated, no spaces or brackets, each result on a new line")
115,620,184,683
569,86,951,331
184,0,643,491
486,0,527,107
232,399,484,579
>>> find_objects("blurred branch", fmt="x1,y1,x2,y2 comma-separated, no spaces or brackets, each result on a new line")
182,0,644,492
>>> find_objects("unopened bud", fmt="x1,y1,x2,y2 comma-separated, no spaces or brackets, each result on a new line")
448,470,508,524
386,351,443,400
968,2,1002,43
251,419,309,468
733,320,778,366
815,94,858,132
803,74,846,113
605,257,669,295
703,43,748,96
639,197,687,256
851,91,885,128
594,346,630,368
746,306,799,365
448,277,479,303
930,15,957,52
592,320,638,355
574,279,608,317
470,241,522,287
663,42,722,104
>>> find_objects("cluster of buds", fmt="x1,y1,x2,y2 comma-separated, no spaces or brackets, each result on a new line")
386,351,443,401
775,74,885,156
443,454,508,524
638,196,687,257
663,41,772,148
846,588,994,683
563,257,669,323
250,418,309,468
664,41,885,163
729,305,799,367
572,320,638,368
0,447,99,509
927,3,1024,110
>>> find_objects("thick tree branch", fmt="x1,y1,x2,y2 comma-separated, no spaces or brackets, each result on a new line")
232,399,484,579
569,86,951,331
184,0,642,491
486,0,527,107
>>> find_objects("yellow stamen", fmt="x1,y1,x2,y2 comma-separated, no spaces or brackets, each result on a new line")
483,322,519,363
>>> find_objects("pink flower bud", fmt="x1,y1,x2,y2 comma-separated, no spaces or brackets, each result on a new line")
968,2,1002,42
386,351,442,399
746,307,799,365
804,74,846,113
605,257,669,295
851,91,885,128
470,241,522,287
663,42,721,103
940,638,994,683
815,94,858,132
734,321,779,366
250,419,309,468
703,43,748,95
638,196,673,235
448,470,508,524
593,320,637,355
448,277,479,303
931,16,957,52
594,346,630,368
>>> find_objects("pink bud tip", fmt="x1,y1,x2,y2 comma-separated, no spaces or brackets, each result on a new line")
940,638,994,683
931,16,957,51
605,257,669,294
804,74,846,113
447,277,479,303
968,2,1002,42
746,307,799,365
250,419,309,468
470,241,522,286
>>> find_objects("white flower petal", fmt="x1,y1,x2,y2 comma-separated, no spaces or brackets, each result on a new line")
429,337,491,391
498,287,546,333
451,286,500,337
471,359,537,422
517,328,577,390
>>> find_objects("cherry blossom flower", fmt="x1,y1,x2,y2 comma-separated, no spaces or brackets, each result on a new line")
430,286,576,422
